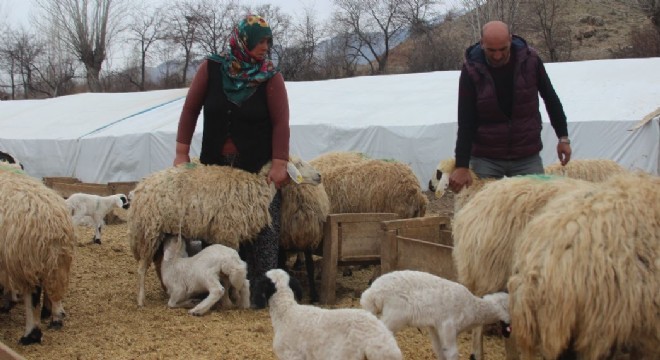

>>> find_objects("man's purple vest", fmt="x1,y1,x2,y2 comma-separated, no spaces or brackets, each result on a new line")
464,36,543,160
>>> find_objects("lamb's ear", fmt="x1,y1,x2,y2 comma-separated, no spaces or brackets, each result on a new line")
288,277,303,303
286,162,302,184
252,275,275,309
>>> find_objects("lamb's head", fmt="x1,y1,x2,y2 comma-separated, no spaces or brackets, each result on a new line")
483,292,511,337
114,194,130,209
252,269,303,309
0,151,23,170
259,156,322,186
162,234,188,261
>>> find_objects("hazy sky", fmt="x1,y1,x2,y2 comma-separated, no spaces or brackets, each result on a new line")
3,0,335,27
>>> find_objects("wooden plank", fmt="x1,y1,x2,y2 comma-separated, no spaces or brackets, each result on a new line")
0,341,26,360
108,181,138,195
42,176,80,188
395,236,456,281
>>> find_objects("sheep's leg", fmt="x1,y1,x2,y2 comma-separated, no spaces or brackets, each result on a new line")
40,291,52,320
304,249,319,303
227,272,250,309
189,280,224,316
137,259,148,306
470,326,484,360
20,288,43,345
47,299,66,329
93,217,103,244
379,306,408,334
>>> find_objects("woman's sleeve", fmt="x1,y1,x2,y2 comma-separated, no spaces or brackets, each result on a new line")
266,72,290,161
176,60,208,145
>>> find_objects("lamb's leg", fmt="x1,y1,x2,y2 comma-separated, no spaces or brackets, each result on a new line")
189,280,224,316
431,322,459,360
94,222,102,244
226,271,250,309
470,326,484,360
379,306,408,334
20,288,43,345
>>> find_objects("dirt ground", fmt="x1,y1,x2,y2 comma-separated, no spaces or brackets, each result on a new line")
1,190,510,360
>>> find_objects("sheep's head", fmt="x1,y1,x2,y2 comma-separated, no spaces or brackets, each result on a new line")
0,151,23,170
259,156,322,186
429,158,456,197
252,269,303,309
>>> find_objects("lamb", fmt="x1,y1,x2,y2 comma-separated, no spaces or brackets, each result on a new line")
313,156,428,218
65,193,130,244
279,181,330,303
508,171,660,360
361,270,510,360
253,269,403,360
452,174,597,360
129,156,321,306
160,234,250,315
0,167,75,345
543,158,627,182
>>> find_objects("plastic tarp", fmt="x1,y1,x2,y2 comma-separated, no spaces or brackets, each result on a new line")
1,57,658,188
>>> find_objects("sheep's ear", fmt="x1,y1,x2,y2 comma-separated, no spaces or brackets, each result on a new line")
289,277,303,302
286,162,303,184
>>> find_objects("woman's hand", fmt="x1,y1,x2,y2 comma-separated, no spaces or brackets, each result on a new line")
267,158,290,189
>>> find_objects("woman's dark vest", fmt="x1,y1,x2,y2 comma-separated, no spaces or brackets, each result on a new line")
200,60,273,173
465,40,543,160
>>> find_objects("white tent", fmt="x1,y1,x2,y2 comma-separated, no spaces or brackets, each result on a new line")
1,57,659,189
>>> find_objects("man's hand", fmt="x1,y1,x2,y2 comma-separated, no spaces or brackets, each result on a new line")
173,141,191,166
267,158,290,189
449,167,472,193
173,153,190,166
557,142,572,166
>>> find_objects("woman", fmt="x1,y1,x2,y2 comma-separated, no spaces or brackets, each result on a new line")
173,14,290,299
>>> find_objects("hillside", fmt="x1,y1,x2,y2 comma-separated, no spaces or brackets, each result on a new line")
387,0,654,72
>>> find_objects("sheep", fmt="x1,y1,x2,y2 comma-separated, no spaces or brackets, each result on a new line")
0,167,75,345
428,157,493,213
0,150,23,170
452,174,597,360
361,270,510,360
279,182,330,303
65,193,130,244
508,171,660,360
308,151,369,172
253,268,403,360
129,156,321,307
313,157,428,218
160,234,250,315
543,158,627,182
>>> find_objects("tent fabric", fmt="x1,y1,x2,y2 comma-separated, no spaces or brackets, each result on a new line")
1,57,658,188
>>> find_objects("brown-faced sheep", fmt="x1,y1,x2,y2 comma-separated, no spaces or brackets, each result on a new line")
452,174,597,360
508,171,660,360
129,156,321,307
0,166,75,345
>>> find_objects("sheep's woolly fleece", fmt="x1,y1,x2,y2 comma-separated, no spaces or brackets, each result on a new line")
508,171,660,359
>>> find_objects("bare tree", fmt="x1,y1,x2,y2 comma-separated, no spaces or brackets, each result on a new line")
526,0,571,62
163,0,202,87
458,0,522,41
193,0,241,56
30,25,78,98
125,3,166,91
0,28,44,99
34,0,128,92
278,8,325,80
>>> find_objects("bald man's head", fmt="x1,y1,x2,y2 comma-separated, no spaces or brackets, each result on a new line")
480,21,512,68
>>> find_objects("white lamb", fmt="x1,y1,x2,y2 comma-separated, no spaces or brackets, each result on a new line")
361,270,510,360
65,193,129,244
253,269,403,360
161,234,250,316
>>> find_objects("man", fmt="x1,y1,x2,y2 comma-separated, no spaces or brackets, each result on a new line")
449,21,571,193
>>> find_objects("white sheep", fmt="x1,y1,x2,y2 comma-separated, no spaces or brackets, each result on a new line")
0,150,23,170
129,156,321,307
543,158,627,182
508,171,660,360
65,193,130,244
0,167,75,345
311,155,428,218
160,234,250,315
361,270,510,360
428,157,493,213
253,268,403,360
452,174,597,360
